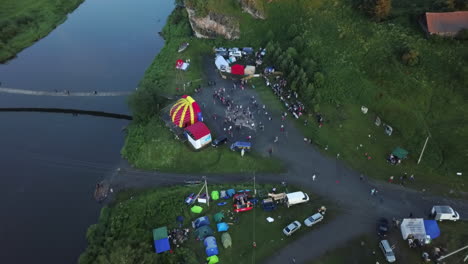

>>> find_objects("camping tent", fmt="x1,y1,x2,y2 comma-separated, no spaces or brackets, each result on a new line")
206,255,219,264
204,236,219,257
211,191,220,200
175,59,190,71
220,190,228,199
153,227,171,253
215,56,229,71
184,122,212,149
213,212,224,223
244,65,255,75
392,147,408,159
170,95,202,128
191,205,203,214
221,232,232,248
226,189,236,197
423,220,440,239
231,64,245,75
217,222,229,232
400,218,426,240
195,225,214,240
193,216,210,228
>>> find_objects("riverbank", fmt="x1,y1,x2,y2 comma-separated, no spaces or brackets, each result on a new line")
0,0,83,62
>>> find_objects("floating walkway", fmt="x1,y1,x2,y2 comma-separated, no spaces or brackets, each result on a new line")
0,108,132,120
0,87,132,96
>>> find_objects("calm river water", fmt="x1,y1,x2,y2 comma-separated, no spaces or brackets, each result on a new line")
0,0,173,263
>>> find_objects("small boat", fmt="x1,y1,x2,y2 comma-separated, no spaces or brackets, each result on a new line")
94,181,110,202
178,42,189,53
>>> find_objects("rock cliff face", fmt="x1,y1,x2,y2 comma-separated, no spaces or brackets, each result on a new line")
186,7,240,40
239,0,265,19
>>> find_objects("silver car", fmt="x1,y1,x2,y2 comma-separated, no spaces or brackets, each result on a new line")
283,221,301,236
379,240,396,263
304,213,324,227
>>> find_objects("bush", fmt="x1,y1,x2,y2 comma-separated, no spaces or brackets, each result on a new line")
359,0,392,21
456,28,468,40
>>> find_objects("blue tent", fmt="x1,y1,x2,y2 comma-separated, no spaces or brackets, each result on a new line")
154,238,170,253
193,216,210,229
424,220,440,239
217,222,229,232
226,189,236,197
204,236,219,257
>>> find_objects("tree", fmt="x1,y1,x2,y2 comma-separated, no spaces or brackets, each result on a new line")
303,83,315,102
286,47,298,60
313,72,325,88
288,24,298,39
266,29,275,41
361,0,392,21
292,36,305,50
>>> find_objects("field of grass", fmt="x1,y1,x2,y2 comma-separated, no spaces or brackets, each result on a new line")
79,184,336,264
0,0,83,62
310,221,468,264
121,118,284,173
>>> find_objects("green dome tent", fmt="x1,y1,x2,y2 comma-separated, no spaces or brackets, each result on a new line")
211,191,220,200
191,205,203,214
213,212,224,223
221,232,232,248
195,225,214,240
206,255,219,264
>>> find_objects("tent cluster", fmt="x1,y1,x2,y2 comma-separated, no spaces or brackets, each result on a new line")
169,95,212,150
214,47,261,76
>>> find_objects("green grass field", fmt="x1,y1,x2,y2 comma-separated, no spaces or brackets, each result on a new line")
0,0,83,62
79,184,335,264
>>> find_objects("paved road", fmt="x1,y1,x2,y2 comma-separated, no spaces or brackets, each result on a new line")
110,59,468,263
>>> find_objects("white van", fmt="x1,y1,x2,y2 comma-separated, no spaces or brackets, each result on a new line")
379,240,396,263
431,206,460,221
285,191,309,208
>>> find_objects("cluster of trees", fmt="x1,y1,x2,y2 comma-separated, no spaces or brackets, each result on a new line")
264,29,326,112
357,0,392,21
433,0,468,11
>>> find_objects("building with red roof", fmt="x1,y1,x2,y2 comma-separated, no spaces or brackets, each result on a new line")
184,122,212,150
424,11,468,36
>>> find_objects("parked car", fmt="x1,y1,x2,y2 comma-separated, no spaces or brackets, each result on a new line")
214,47,227,52
229,51,242,58
283,221,301,236
431,206,460,221
377,217,389,237
228,47,239,52
212,136,228,147
304,213,324,227
379,240,396,263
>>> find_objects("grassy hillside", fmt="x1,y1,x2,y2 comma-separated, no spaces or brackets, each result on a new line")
0,0,83,62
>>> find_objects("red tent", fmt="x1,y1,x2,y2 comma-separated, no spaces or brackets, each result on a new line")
175,59,184,69
231,64,245,75
185,122,210,140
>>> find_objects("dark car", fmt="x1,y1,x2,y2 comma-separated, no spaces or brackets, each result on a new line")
211,136,228,147
377,217,389,237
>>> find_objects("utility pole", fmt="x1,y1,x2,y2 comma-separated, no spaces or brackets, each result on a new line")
253,172,256,197
417,136,430,165
203,176,209,207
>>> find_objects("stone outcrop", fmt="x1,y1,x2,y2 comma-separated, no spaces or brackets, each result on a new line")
238,0,266,19
186,7,240,40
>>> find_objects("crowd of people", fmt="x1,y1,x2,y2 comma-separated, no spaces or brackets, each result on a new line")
265,75,306,119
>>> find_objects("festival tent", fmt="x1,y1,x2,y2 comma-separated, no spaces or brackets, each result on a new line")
204,236,219,257
170,95,202,128
193,216,210,228
217,222,229,232
392,147,409,159
153,227,171,253
175,59,190,71
191,205,203,214
215,56,229,71
231,64,245,75
245,65,256,75
195,225,214,240
184,122,212,150
400,218,426,240
221,232,232,248
213,212,224,223
220,190,228,199
211,191,220,200
207,255,219,264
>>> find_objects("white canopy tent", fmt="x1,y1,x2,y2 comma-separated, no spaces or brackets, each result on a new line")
400,218,426,240
215,56,229,72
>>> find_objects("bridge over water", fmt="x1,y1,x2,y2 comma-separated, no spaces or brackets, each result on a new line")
0,87,133,96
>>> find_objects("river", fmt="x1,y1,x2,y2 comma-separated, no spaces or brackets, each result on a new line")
0,0,174,263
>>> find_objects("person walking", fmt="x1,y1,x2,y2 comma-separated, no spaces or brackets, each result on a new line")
274,136,279,143
389,176,394,183
312,174,316,181
268,148,273,157
280,125,284,132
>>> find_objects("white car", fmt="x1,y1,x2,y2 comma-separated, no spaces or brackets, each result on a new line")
228,47,239,52
214,47,227,52
304,213,324,227
379,240,396,263
283,221,301,236
229,51,242,58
